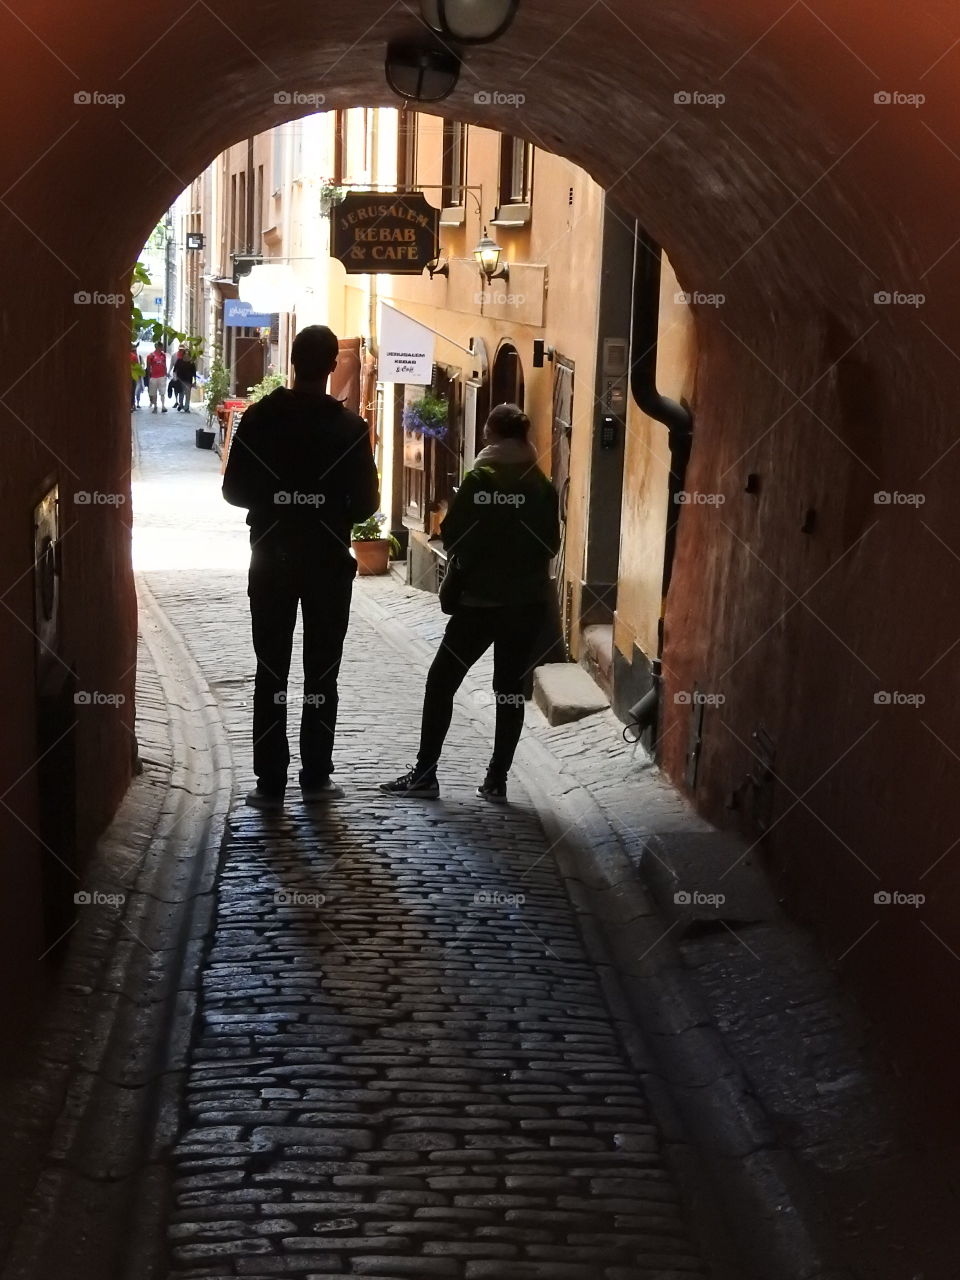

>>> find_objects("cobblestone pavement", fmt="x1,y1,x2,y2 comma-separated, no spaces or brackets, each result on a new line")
131,415,708,1278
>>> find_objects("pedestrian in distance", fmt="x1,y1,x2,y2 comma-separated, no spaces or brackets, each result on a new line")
145,341,168,413
130,346,141,410
222,324,380,810
381,403,560,804
172,346,196,412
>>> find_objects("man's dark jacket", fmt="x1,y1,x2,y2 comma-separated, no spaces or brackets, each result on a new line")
222,388,380,557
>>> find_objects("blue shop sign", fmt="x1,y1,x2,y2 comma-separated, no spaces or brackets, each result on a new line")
225,299,272,327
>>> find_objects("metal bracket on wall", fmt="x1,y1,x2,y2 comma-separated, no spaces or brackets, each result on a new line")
685,687,705,789
748,725,776,833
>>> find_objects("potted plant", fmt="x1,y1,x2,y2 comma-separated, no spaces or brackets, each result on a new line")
402,391,449,440
351,514,400,576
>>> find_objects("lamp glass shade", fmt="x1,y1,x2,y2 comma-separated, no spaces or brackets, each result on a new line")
420,0,518,42
474,234,502,277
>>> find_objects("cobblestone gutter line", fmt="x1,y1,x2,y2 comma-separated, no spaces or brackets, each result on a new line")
356,581,853,1280
0,578,233,1280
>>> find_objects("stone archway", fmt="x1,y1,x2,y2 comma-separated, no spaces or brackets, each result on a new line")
2,0,960,1079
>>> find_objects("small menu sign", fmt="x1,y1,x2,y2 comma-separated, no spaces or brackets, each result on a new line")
331,191,440,276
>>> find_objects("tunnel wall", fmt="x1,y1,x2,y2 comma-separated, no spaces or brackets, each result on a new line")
1,0,959,1085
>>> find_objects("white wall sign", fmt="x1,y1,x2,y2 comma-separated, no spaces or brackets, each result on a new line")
379,302,436,383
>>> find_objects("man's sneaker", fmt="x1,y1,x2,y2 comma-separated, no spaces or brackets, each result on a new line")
477,773,508,803
245,787,284,810
302,779,345,803
379,768,440,799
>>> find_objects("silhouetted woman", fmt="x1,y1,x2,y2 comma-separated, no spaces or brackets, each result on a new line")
381,403,560,802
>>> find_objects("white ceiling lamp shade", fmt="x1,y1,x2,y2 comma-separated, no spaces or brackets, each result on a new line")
420,0,519,43
238,264,300,313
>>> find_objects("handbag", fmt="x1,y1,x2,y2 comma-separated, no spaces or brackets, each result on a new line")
438,554,465,615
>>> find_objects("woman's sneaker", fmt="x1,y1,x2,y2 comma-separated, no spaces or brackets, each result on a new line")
379,767,440,799
477,772,508,803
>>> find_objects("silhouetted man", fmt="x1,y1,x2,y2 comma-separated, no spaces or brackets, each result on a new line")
223,325,379,809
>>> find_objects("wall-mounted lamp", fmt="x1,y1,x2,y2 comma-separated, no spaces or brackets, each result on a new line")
474,231,509,282
420,0,519,43
426,257,449,279
385,40,461,101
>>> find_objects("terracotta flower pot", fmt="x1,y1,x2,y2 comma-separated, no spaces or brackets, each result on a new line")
351,537,391,576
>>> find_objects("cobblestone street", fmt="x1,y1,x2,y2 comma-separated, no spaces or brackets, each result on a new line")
132,415,708,1279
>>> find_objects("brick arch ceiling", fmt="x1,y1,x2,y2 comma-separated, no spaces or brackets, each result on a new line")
3,0,960,1083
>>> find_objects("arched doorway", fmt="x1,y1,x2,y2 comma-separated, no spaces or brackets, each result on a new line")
490,340,525,409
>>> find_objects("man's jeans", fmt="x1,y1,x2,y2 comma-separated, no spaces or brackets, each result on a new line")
248,539,356,794
175,379,191,411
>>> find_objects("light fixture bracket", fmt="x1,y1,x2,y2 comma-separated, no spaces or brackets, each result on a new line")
420,0,519,44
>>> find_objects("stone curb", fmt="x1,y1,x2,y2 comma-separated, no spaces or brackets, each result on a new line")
1,577,233,1280
354,587,854,1280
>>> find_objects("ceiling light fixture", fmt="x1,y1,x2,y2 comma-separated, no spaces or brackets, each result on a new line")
420,0,519,44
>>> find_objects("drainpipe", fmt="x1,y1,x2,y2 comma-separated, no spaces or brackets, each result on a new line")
625,226,694,742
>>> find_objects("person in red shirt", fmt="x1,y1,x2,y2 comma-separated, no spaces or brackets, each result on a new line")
145,342,168,414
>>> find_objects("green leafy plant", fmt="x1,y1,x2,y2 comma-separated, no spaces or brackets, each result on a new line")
403,391,449,440
204,352,231,424
351,513,400,553
319,180,348,216
247,371,285,403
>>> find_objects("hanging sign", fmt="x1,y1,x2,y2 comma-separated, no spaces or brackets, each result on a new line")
331,191,440,275
379,303,436,383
